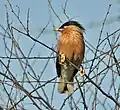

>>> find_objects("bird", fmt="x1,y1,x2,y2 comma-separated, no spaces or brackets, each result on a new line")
54,21,85,94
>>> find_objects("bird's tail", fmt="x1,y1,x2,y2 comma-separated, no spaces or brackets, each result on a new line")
58,77,74,94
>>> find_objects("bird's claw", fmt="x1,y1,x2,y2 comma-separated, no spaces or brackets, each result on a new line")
79,67,85,77
60,53,66,63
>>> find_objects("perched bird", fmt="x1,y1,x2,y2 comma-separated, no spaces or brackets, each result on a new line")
54,21,85,94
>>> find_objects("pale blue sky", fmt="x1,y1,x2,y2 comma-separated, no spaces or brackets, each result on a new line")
0,0,120,110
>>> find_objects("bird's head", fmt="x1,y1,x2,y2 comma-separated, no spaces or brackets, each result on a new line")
54,21,85,34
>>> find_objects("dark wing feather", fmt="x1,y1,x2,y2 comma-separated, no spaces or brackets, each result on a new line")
56,55,61,77
73,68,78,77
72,52,79,77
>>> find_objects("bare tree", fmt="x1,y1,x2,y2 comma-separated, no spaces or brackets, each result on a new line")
0,0,119,110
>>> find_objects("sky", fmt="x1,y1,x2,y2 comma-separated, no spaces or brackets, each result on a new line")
0,0,120,110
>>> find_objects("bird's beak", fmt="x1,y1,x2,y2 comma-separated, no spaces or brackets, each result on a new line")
53,28,59,31
53,28,63,32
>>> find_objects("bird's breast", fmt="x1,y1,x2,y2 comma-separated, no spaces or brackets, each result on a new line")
57,32,85,62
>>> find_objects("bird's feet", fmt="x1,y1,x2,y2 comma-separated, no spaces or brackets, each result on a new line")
79,66,85,77
60,53,66,63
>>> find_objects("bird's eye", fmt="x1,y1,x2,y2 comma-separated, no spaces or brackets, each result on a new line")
64,26,67,29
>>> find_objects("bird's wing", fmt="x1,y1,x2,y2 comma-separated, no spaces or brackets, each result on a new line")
56,53,61,77
73,67,78,77
56,51,79,78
